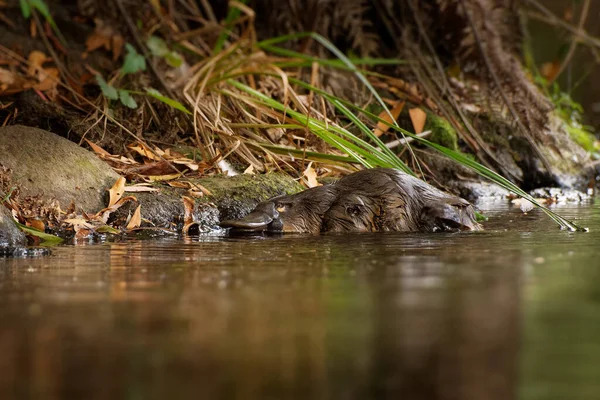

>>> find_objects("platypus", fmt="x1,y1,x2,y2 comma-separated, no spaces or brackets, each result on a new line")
220,168,481,233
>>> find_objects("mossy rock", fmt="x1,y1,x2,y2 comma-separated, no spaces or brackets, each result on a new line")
0,125,120,213
114,173,303,232
425,113,458,150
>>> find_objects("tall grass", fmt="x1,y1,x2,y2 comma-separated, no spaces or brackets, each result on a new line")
183,25,587,231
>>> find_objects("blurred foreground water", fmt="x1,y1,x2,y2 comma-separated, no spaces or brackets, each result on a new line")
1,202,599,400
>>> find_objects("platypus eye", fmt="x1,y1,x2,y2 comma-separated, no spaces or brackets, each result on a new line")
346,204,363,216
275,202,289,212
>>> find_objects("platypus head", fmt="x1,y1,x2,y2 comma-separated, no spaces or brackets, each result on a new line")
220,185,337,233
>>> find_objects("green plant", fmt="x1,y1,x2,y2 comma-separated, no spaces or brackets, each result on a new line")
19,0,66,46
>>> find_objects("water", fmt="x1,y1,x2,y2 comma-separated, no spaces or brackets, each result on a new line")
1,203,599,399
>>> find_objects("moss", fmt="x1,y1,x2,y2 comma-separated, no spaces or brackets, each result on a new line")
424,113,458,151
550,88,599,154
197,173,303,203
566,124,599,153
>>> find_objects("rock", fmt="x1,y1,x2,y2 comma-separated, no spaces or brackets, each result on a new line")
0,125,120,213
113,173,303,233
529,187,592,204
0,206,25,247
452,180,511,203
0,125,304,235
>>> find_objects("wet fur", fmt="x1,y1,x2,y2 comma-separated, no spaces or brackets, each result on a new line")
224,169,481,233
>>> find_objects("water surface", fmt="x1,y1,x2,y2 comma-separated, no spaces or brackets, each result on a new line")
1,203,599,399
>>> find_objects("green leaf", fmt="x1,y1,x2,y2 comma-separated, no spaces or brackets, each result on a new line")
118,89,138,109
96,225,120,234
121,43,146,75
15,222,64,245
146,36,169,57
29,0,49,18
28,0,66,47
213,0,248,53
19,0,31,18
146,36,183,67
96,75,118,100
164,51,183,68
145,88,191,115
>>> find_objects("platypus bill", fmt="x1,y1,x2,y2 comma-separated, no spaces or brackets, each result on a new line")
220,168,481,234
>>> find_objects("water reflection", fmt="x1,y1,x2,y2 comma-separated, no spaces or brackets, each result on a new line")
0,204,599,399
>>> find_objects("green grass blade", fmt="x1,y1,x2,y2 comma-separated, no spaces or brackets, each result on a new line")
225,80,397,168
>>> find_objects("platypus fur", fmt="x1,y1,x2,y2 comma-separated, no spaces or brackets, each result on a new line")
220,168,481,233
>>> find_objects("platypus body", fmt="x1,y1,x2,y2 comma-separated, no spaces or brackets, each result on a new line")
220,168,481,234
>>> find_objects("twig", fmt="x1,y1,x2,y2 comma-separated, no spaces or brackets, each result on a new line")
523,0,600,50
548,0,591,85
385,130,431,149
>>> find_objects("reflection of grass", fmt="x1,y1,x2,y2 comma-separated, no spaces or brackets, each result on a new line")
520,261,600,399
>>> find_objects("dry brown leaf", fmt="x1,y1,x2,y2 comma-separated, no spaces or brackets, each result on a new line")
34,67,59,91
167,181,191,189
244,164,255,174
26,219,45,231
0,68,30,95
96,195,137,223
64,218,95,232
144,174,181,182
126,205,142,229
108,177,126,207
124,185,160,193
85,139,112,156
409,108,427,134
111,35,124,61
128,143,161,161
85,30,111,52
374,101,405,137
27,51,47,77
182,196,195,226
303,163,320,188
171,158,199,171
190,182,212,196
75,228,92,240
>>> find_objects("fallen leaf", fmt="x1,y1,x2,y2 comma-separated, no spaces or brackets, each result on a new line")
0,68,30,95
108,176,126,207
85,30,112,52
111,35,124,61
64,218,95,232
167,181,191,189
192,182,212,196
144,174,181,182
85,139,112,156
374,101,405,137
409,108,427,134
75,228,92,240
96,195,137,223
182,196,195,226
96,225,120,234
33,67,59,92
126,205,142,229
124,185,160,193
303,163,321,188
128,142,161,160
26,219,45,231
27,51,47,77
244,164,255,174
